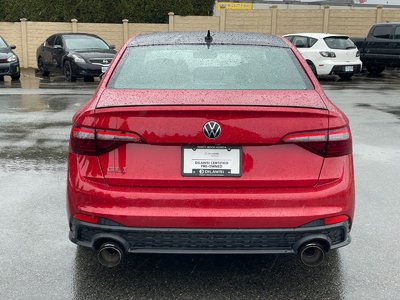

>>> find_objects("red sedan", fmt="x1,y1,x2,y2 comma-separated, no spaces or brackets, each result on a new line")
67,32,355,268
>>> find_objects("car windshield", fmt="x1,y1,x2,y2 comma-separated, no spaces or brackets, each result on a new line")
0,38,8,48
109,45,311,90
64,35,109,50
324,36,356,50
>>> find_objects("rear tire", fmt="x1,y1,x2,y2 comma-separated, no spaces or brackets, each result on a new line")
366,64,385,75
64,61,77,82
307,61,317,77
38,57,49,76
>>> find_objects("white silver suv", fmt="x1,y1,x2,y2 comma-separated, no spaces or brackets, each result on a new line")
284,33,362,80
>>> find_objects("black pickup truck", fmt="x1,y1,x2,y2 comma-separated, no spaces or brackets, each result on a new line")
352,23,400,74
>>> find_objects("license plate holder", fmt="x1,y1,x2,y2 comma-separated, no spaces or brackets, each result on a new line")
345,66,354,72
182,146,242,177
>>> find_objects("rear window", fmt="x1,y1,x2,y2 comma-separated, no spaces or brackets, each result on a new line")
372,26,392,39
108,45,312,90
324,36,356,50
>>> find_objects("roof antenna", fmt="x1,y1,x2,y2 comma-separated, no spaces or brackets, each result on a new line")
205,30,213,49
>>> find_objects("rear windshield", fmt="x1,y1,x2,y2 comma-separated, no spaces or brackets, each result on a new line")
324,36,356,50
108,45,312,90
64,35,109,50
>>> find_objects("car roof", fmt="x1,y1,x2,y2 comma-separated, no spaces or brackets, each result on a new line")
54,33,102,38
284,33,349,39
129,32,288,48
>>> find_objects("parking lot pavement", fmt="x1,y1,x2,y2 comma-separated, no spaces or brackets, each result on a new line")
0,70,400,299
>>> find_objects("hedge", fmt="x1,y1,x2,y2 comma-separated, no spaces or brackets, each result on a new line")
0,0,215,23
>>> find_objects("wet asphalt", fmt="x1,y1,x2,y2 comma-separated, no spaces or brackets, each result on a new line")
0,69,399,299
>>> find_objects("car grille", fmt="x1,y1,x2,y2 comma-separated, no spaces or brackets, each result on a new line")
89,58,111,65
78,226,346,251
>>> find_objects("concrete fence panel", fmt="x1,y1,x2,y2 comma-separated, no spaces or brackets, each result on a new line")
276,9,324,35
173,16,220,32
225,10,272,33
328,9,377,37
382,9,400,22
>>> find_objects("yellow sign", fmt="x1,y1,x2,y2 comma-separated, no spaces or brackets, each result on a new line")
217,2,253,11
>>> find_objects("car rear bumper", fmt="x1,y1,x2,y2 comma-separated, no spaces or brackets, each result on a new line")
316,61,362,75
69,219,350,254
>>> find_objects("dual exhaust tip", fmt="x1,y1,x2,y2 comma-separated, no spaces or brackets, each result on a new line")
95,240,328,268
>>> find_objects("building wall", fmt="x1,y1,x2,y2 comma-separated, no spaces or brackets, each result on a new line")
1,6,400,68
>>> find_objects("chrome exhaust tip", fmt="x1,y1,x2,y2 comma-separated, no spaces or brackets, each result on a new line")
97,242,124,268
299,243,325,267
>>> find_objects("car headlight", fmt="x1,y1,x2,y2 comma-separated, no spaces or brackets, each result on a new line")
319,51,336,58
7,55,18,62
71,54,85,63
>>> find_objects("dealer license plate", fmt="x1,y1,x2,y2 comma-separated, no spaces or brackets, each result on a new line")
182,146,242,177
345,66,354,72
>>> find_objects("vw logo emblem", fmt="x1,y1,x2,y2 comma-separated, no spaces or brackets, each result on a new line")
203,121,221,139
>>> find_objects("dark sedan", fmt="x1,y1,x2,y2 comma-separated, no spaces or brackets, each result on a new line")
0,36,20,81
36,33,116,82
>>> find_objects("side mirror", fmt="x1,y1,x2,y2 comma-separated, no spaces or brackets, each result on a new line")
10,45,16,50
109,45,116,50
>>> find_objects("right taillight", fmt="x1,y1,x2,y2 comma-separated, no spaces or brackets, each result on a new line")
283,126,352,157
70,126,142,156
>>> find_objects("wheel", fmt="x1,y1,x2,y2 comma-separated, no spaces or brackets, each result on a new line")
83,76,94,82
63,60,77,82
339,74,353,80
11,73,21,81
307,61,317,76
366,64,385,75
38,57,49,76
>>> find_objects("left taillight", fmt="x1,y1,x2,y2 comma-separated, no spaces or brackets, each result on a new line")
282,126,352,157
70,126,141,156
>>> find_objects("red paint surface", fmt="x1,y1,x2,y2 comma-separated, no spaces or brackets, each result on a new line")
67,35,355,229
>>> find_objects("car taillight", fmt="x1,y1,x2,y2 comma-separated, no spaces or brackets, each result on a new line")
70,126,142,156
282,126,352,157
356,50,360,57
319,51,336,58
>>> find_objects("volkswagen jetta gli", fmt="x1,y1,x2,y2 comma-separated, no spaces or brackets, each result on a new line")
67,32,355,268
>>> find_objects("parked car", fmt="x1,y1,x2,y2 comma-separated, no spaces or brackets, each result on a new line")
0,36,20,81
36,33,116,82
284,33,362,80
67,32,355,268
352,23,400,75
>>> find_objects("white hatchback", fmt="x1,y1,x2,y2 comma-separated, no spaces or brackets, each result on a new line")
284,33,362,80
